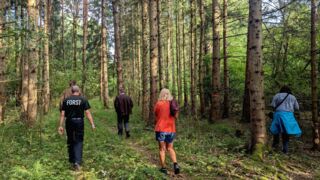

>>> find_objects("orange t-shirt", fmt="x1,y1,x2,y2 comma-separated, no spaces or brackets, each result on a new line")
154,100,176,133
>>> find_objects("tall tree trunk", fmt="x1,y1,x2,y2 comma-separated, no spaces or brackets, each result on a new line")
222,0,229,118
141,0,149,123
72,0,79,72
242,34,251,122
198,0,205,117
43,0,50,114
81,0,88,94
182,3,188,110
190,0,196,116
148,0,159,126
113,0,124,93
166,0,172,89
21,3,28,121
157,0,163,90
176,1,182,105
311,0,320,150
210,0,221,122
0,1,6,123
101,0,109,108
15,0,21,106
248,0,266,159
27,0,38,126
61,0,64,62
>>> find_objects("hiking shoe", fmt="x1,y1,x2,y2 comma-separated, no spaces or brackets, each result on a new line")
173,163,180,174
126,131,130,138
73,163,81,171
159,167,168,175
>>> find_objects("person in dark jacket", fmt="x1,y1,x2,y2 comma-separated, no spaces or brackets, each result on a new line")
114,88,133,137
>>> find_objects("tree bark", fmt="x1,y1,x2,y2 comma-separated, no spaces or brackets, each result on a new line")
176,1,182,105
222,0,229,118
27,0,39,126
157,0,163,90
199,0,205,117
148,0,159,126
21,3,28,121
311,0,319,150
43,0,50,114
210,0,221,122
0,1,6,123
81,0,88,95
72,0,79,72
113,0,124,93
141,0,149,123
182,2,188,110
190,0,196,116
248,0,266,159
61,0,64,62
101,0,109,108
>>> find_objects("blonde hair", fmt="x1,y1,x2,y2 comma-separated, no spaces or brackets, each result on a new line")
158,88,173,101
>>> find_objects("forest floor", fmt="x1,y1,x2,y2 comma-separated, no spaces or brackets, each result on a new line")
1,99,320,179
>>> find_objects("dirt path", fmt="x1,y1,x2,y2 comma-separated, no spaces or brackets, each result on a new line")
127,140,188,180
105,124,189,179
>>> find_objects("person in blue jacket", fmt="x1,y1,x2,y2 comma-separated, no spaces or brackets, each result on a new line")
270,86,302,153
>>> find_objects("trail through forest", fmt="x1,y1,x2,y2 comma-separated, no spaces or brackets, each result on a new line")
1,99,320,179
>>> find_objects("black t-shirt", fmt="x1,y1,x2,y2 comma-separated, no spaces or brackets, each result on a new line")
61,95,91,119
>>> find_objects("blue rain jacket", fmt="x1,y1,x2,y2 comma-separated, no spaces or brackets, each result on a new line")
270,111,302,137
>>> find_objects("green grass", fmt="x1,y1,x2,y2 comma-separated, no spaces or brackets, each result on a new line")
0,98,319,179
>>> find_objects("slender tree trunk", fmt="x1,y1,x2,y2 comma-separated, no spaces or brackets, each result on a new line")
242,40,251,122
222,0,229,118
113,0,124,93
311,0,320,150
166,0,172,89
141,0,149,123
182,3,188,110
101,0,109,108
0,1,6,123
149,0,159,126
15,0,21,106
43,0,50,114
61,0,64,61
27,0,39,126
81,0,88,94
198,0,205,117
248,0,266,159
176,1,182,105
157,0,163,90
210,0,221,122
21,4,28,121
190,0,196,116
72,0,79,72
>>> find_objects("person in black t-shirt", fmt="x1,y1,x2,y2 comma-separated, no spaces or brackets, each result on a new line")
58,85,95,171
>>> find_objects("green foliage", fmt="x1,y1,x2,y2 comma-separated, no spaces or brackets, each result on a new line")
1,99,320,179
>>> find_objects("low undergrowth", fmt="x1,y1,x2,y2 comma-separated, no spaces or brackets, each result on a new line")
0,98,319,179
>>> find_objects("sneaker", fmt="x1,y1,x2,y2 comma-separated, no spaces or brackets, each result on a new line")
173,163,180,174
159,167,168,175
73,163,81,171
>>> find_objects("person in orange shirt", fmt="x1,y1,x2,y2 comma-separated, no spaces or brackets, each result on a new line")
154,88,180,175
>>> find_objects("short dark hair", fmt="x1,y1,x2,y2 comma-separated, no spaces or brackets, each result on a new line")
280,85,292,94
69,80,77,87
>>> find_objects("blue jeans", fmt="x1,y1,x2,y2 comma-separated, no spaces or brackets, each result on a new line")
66,118,84,164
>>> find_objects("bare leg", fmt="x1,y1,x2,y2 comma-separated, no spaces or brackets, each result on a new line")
159,142,166,168
166,143,177,163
